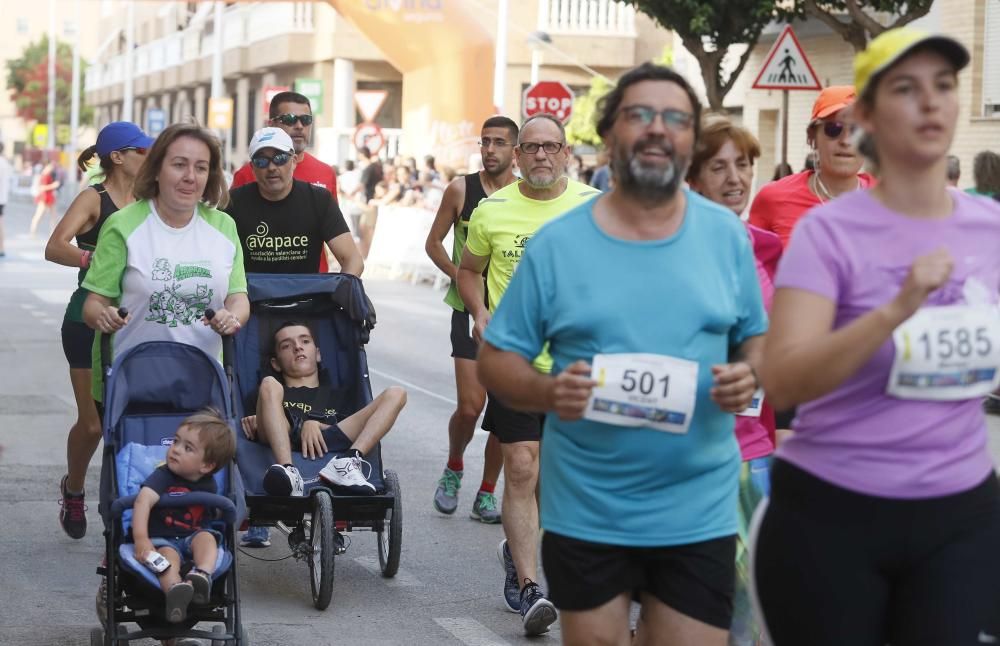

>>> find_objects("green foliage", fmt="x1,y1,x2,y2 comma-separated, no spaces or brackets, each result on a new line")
6,35,93,126
566,76,613,147
625,0,780,108
781,0,936,51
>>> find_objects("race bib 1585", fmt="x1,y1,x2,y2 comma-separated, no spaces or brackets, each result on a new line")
888,305,1000,401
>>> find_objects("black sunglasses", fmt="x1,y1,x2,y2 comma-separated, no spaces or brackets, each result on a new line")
819,121,855,139
271,113,313,126
251,152,293,169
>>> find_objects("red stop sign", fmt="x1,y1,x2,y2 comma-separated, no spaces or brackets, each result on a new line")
523,81,575,124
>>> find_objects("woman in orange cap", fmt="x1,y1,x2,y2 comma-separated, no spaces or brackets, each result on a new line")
753,28,1000,645
748,85,875,248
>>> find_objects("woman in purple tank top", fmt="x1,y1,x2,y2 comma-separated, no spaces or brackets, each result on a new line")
754,28,1000,646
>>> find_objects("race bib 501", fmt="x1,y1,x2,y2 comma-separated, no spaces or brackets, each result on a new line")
584,353,699,434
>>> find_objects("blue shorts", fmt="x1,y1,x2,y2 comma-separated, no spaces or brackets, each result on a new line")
151,528,223,560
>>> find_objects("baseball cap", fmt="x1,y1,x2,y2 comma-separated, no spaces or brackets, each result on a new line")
248,127,295,158
854,27,969,98
95,122,155,156
810,86,856,123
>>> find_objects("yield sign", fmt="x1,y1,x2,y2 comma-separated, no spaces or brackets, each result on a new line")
354,90,389,123
752,26,822,90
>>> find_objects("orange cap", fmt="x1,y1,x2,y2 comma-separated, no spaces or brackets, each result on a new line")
810,85,856,122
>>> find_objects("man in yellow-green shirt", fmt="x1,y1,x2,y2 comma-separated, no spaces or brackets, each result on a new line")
457,113,599,636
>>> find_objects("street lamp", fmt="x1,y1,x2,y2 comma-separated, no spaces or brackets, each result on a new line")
527,30,552,86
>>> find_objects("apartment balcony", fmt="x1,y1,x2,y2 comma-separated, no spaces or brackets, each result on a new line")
85,2,324,98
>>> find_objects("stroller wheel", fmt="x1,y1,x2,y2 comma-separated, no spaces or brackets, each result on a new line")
212,623,250,646
377,470,402,578
308,490,335,610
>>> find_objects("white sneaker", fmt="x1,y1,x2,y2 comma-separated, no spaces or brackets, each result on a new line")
319,455,376,493
263,464,305,496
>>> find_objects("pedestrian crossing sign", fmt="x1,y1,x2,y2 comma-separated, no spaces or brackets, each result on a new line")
752,26,822,90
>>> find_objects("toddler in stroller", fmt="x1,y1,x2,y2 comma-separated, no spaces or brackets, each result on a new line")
131,409,236,623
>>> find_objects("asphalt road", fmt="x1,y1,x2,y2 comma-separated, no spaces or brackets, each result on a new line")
3,193,1000,646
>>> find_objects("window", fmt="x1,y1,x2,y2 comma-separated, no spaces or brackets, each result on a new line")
16,17,28,34
984,0,1000,116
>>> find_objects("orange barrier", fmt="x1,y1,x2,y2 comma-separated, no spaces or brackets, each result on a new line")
327,1,496,167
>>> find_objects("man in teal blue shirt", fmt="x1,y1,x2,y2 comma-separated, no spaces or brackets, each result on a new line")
478,63,767,645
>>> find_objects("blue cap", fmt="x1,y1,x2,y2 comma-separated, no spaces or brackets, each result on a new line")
95,122,155,156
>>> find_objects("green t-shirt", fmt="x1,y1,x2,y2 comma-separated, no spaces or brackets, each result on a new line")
465,178,600,372
82,199,247,400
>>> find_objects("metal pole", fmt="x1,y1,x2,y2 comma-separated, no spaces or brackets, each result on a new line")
123,0,135,122
211,2,224,98
69,0,81,195
47,0,56,151
781,90,789,166
493,0,509,113
530,49,541,86
211,2,228,170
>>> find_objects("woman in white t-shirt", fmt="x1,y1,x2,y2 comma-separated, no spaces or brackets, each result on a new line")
82,123,249,405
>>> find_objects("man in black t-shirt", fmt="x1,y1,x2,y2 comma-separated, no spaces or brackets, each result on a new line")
227,128,363,276
240,322,407,496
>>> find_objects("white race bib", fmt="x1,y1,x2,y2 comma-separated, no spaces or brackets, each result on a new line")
888,305,1000,401
585,353,699,434
736,388,765,418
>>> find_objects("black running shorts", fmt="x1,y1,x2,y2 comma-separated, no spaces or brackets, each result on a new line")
753,460,1000,646
542,531,736,629
449,309,478,361
62,319,95,370
481,394,545,443
284,414,353,454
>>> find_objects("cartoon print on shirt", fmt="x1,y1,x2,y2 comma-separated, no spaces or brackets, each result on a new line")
144,258,215,327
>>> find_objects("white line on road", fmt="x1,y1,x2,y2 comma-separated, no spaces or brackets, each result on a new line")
352,555,423,586
433,618,511,646
369,367,457,406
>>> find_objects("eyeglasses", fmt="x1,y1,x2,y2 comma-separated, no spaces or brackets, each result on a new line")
518,141,564,155
479,137,512,149
271,113,314,127
250,152,293,169
819,121,856,139
119,146,148,155
618,105,694,131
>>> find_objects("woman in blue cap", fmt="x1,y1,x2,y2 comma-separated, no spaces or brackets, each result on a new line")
45,121,153,539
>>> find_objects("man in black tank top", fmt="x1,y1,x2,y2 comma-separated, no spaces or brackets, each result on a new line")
424,116,519,525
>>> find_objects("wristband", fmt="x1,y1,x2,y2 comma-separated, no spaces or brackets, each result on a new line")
80,250,92,269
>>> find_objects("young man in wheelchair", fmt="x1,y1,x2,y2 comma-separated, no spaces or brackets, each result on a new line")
240,321,406,496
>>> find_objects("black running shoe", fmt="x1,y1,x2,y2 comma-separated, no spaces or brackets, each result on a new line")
58,475,87,539
519,579,557,636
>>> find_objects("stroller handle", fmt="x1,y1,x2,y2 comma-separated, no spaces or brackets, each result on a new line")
111,491,238,524
204,308,236,375
99,308,129,378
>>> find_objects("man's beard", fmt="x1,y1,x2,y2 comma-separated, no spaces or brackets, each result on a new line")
611,137,688,203
522,168,562,189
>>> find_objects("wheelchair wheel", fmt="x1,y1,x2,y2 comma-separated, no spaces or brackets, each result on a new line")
377,469,402,577
89,626,104,646
308,490,335,610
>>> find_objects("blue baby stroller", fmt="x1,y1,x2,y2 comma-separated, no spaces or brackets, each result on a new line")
232,273,402,610
93,337,248,645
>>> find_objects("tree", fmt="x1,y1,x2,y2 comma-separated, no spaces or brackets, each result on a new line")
624,0,780,109
6,35,93,129
566,76,614,147
786,0,934,51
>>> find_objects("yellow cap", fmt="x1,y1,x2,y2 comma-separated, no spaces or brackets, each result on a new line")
854,27,969,97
